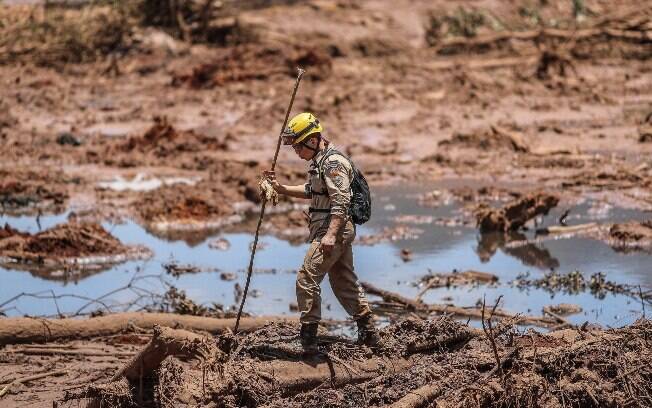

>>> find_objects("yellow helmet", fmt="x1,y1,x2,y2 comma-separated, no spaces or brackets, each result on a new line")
282,112,323,146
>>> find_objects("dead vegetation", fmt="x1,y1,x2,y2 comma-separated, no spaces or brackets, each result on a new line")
0,4,132,66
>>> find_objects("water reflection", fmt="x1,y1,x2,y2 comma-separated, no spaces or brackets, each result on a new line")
476,231,560,270
0,182,651,329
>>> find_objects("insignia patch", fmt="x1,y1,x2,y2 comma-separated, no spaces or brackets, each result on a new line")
327,167,341,178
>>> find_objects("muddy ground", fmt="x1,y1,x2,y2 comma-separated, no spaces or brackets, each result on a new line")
1,316,651,408
1,0,651,406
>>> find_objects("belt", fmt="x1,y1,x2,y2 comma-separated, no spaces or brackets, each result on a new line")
308,207,330,214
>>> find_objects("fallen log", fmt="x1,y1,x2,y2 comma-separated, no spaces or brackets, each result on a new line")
362,282,557,328
536,222,598,235
0,312,297,345
242,355,413,400
112,326,209,382
389,347,519,408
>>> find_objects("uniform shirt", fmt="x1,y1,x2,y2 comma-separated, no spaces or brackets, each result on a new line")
305,146,355,242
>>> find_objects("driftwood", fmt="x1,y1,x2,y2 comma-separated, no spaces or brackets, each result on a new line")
537,222,598,235
362,282,557,328
0,313,296,345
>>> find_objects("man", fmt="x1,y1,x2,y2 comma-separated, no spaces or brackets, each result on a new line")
263,112,380,348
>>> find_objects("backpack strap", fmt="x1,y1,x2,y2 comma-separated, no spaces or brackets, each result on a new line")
315,148,353,196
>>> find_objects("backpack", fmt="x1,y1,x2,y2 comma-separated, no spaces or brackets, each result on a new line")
317,148,372,225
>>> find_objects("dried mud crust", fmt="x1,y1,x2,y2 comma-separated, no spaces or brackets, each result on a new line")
51,317,652,408
0,221,150,268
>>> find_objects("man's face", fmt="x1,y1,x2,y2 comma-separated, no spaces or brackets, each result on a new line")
292,135,319,160
292,143,313,160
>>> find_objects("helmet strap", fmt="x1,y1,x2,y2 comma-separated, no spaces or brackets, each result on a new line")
301,135,322,159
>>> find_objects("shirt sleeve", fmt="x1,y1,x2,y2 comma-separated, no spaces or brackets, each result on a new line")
322,155,352,217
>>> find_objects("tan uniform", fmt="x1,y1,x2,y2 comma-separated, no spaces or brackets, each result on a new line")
296,147,372,324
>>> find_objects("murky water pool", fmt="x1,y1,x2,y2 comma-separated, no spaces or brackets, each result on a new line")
1,182,650,330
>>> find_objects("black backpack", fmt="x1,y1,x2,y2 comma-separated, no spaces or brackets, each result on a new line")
318,149,372,225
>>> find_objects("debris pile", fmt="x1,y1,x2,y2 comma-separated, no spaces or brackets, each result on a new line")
0,4,131,66
119,116,227,158
171,44,332,88
438,125,529,153
474,192,559,232
0,221,149,267
54,317,652,408
607,221,652,252
0,169,68,214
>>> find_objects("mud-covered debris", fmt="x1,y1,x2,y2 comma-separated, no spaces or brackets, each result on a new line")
640,125,652,142
54,318,652,408
607,221,652,252
512,270,647,301
0,169,68,214
171,44,332,88
0,221,142,264
209,237,231,250
56,132,81,146
475,192,559,232
119,116,226,158
418,270,499,292
562,169,646,189
399,248,413,262
357,225,423,246
352,36,402,57
439,125,529,153
220,272,237,281
543,303,582,316
159,286,241,318
163,262,202,277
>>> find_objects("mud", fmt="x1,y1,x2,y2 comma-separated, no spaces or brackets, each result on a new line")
0,168,68,214
475,192,560,233
1,0,652,405
32,317,651,408
0,221,150,271
171,44,332,88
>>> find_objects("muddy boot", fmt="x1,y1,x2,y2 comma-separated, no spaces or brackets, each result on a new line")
300,323,318,348
356,315,382,348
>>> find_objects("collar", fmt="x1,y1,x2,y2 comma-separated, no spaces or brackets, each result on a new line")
310,146,332,168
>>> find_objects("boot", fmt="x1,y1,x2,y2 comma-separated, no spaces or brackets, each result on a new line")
356,315,381,348
300,323,318,348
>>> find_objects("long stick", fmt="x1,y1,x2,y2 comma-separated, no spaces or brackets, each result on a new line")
234,68,305,333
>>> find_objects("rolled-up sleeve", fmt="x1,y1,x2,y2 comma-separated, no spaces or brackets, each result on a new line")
323,156,352,217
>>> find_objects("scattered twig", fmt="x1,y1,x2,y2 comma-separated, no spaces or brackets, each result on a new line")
0,369,67,398
482,295,504,382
